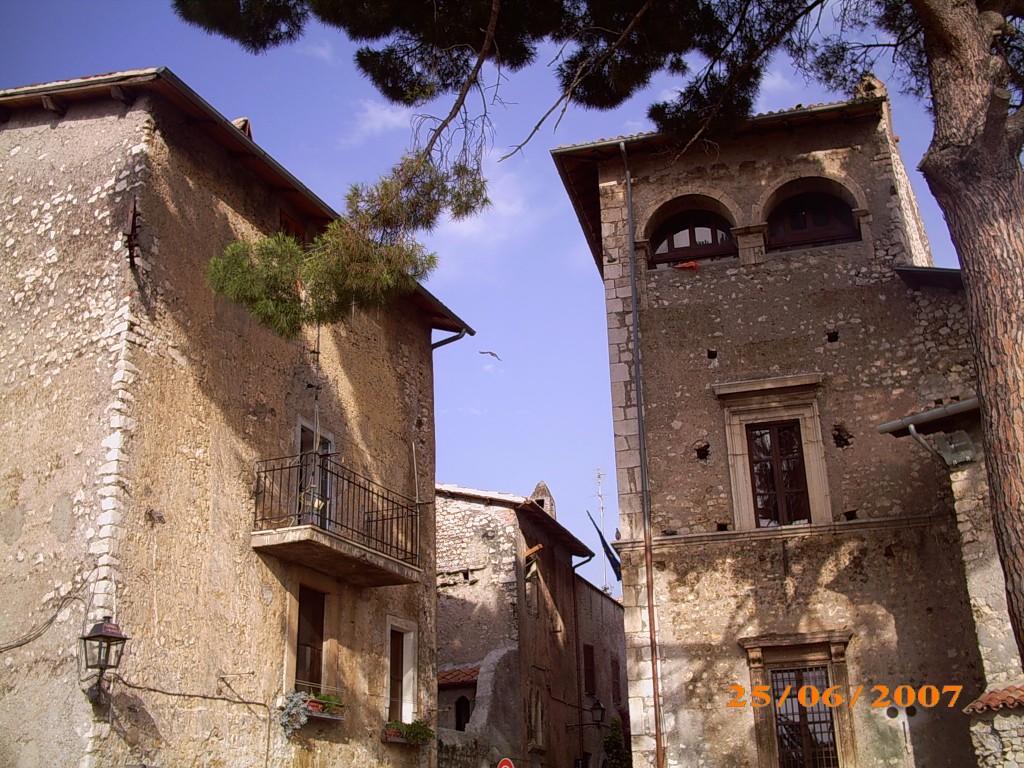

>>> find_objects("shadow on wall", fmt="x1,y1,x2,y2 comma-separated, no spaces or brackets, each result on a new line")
647,522,983,767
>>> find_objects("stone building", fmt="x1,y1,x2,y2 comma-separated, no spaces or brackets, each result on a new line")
435,483,629,768
553,76,1017,767
0,68,470,767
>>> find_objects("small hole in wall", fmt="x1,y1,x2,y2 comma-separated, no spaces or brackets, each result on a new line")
707,349,718,359
934,399,944,406
716,522,731,532
694,441,711,461
461,570,470,581
832,423,853,448
827,331,839,343
843,510,858,521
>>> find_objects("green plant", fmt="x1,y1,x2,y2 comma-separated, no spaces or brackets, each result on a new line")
384,718,435,745
311,692,344,714
279,691,310,738
603,716,632,768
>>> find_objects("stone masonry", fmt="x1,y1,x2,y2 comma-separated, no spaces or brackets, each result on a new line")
554,78,995,767
1,69,467,768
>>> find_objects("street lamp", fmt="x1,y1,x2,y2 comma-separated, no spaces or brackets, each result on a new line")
567,699,607,730
80,615,129,701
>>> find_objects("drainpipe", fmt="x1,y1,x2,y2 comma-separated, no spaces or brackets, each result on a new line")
431,328,468,350
619,141,665,768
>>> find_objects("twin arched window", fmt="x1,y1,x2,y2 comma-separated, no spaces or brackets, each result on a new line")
647,186,860,269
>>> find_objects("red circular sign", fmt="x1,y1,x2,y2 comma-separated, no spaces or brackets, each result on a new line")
497,760,514,768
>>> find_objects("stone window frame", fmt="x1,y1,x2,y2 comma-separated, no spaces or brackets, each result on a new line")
283,571,344,697
738,631,857,768
386,614,418,723
712,374,832,532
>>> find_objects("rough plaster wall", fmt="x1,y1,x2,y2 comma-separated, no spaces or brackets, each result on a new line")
0,101,150,767
589,107,984,768
1,93,439,768
574,578,628,761
516,514,586,768
104,96,438,768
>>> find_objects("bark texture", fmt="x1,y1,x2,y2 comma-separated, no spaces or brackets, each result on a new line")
913,0,1024,660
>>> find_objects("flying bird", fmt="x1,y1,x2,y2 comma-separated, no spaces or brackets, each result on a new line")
479,350,502,361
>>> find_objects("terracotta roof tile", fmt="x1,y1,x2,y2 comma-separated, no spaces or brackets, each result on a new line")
438,665,480,687
964,685,1024,714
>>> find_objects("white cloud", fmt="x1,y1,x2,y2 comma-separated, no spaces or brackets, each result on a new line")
298,38,338,65
339,100,413,146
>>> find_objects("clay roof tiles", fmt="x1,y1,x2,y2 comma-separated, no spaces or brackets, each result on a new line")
963,685,1024,714
437,665,480,687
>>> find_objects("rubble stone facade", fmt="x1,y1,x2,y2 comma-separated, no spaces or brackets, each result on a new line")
435,483,628,768
0,69,465,767
554,79,999,767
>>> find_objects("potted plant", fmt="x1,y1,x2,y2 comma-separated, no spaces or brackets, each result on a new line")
310,692,345,716
382,719,435,745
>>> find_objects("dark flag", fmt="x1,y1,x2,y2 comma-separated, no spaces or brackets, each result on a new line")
586,510,621,581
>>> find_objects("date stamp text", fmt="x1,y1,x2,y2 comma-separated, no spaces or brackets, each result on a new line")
727,684,963,709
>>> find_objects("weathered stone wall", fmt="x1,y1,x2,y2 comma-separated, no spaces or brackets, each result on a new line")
585,99,984,767
574,578,628,764
970,711,1024,768
436,492,520,665
0,100,152,766
1,88,440,768
950,445,1024,688
436,488,628,768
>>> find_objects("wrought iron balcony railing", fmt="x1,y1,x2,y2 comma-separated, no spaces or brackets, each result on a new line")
254,452,419,569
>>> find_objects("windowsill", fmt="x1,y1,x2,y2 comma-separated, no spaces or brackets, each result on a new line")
307,708,346,722
616,513,949,548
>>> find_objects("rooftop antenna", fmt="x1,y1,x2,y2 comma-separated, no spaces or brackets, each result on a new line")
596,468,607,590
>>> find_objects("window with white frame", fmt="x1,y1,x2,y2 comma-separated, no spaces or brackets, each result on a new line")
386,616,417,722
712,374,832,531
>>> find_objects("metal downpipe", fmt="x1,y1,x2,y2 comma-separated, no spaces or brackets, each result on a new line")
619,141,665,768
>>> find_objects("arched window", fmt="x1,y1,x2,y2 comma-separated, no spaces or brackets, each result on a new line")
767,192,859,250
649,210,737,268
455,695,472,731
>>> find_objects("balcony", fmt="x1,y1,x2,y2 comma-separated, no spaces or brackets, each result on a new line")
251,453,421,586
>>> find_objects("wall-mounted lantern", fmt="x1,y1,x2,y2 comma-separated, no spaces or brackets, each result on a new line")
567,699,607,730
80,615,129,701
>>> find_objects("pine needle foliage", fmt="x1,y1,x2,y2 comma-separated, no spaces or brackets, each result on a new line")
206,153,486,338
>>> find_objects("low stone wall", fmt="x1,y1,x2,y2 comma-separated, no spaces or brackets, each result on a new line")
970,710,1024,767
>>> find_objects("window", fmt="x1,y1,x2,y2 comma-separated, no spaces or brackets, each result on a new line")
746,421,810,527
771,666,839,768
295,585,325,693
386,617,417,722
298,423,333,528
583,644,596,695
767,193,859,251
739,632,855,768
649,210,737,268
455,695,472,731
713,375,832,531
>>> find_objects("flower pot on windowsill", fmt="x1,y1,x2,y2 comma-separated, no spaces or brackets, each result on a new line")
382,720,434,745
307,694,346,720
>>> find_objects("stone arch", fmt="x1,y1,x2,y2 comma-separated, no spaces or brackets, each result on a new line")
753,174,867,225
640,190,743,242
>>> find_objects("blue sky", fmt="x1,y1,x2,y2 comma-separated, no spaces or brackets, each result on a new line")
0,1,959,593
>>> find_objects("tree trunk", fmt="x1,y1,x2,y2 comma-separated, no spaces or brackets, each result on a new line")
924,159,1024,660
